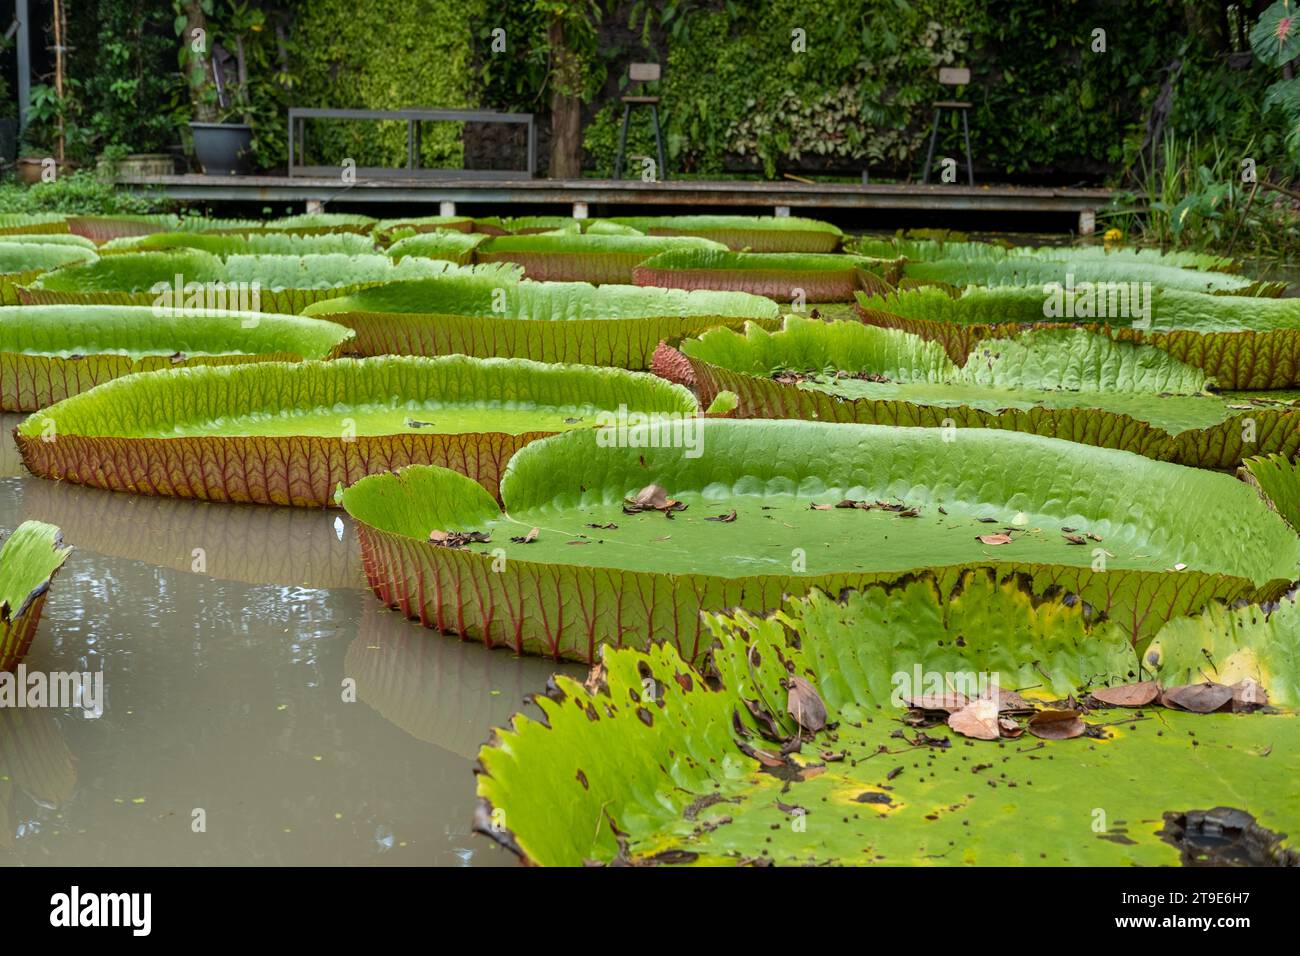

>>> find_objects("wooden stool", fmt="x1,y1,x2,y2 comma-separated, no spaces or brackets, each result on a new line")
614,63,668,181
921,67,974,185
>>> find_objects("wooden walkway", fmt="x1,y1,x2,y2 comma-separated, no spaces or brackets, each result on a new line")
118,174,1116,234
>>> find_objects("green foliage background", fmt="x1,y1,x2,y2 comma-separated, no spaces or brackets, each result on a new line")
286,0,486,169
20,0,1298,182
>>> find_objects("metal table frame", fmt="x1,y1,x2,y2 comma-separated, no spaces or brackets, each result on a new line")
287,107,536,180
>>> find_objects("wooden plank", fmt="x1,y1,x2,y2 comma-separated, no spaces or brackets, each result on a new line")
118,174,1112,219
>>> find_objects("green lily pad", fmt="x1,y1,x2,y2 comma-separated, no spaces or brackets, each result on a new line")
304,276,779,370
342,420,1300,661
0,521,72,673
0,304,354,411
857,286,1300,390
20,251,502,313
681,317,1299,468
608,215,844,253
476,571,1300,865
633,249,901,302
1241,453,1300,534
15,356,696,505
475,233,727,284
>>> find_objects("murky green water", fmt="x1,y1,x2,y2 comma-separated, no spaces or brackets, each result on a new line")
0,413,580,866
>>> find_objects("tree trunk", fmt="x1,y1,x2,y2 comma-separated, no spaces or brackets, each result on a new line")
547,19,583,179
183,1,217,122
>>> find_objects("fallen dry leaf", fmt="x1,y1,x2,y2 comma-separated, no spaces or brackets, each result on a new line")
623,484,687,514
1231,678,1269,713
1162,682,1233,714
998,716,1025,738
785,676,828,734
705,509,738,523
947,698,1000,740
510,527,540,544
976,533,1014,546
906,692,970,713
1062,532,1087,545
1028,709,1087,740
1091,680,1160,707
428,529,491,548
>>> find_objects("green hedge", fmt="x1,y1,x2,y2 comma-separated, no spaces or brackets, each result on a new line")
289,0,486,169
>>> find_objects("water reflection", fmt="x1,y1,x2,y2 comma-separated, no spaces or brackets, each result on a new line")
20,478,363,590
347,599,580,759
0,417,576,866
0,707,77,853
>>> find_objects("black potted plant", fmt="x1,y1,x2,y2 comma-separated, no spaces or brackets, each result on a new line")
177,0,262,175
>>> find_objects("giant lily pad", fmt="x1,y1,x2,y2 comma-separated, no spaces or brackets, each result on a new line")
0,242,98,305
1241,453,1300,533
901,256,1279,296
475,234,727,284
20,251,490,313
386,231,488,265
0,521,72,673
341,420,1300,662
633,249,901,302
851,236,1241,273
857,286,1300,390
1146,590,1300,705
15,356,698,505
102,230,377,257
0,305,354,411
0,213,70,236
681,317,1300,469
608,215,845,253
475,571,1300,865
304,276,779,370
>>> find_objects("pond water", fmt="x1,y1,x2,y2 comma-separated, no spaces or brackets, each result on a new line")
0,413,581,866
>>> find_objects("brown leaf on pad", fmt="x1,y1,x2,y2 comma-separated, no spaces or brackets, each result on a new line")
1028,709,1086,740
510,527,540,544
623,484,688,515
835,498,871,510
785,676,828,733
429,529,492,548
1231,678,1269,713
976,533,1014,546
1062,532,1087,545
947,698,1000,740
809,503,835,511
1091,680,1160,707
705,509,738,523
998,716,1025,738
906,692,970,713
983,686,1031,711
1162,682,1233,713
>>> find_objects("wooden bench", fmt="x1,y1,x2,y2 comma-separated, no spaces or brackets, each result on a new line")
287,107,536,180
